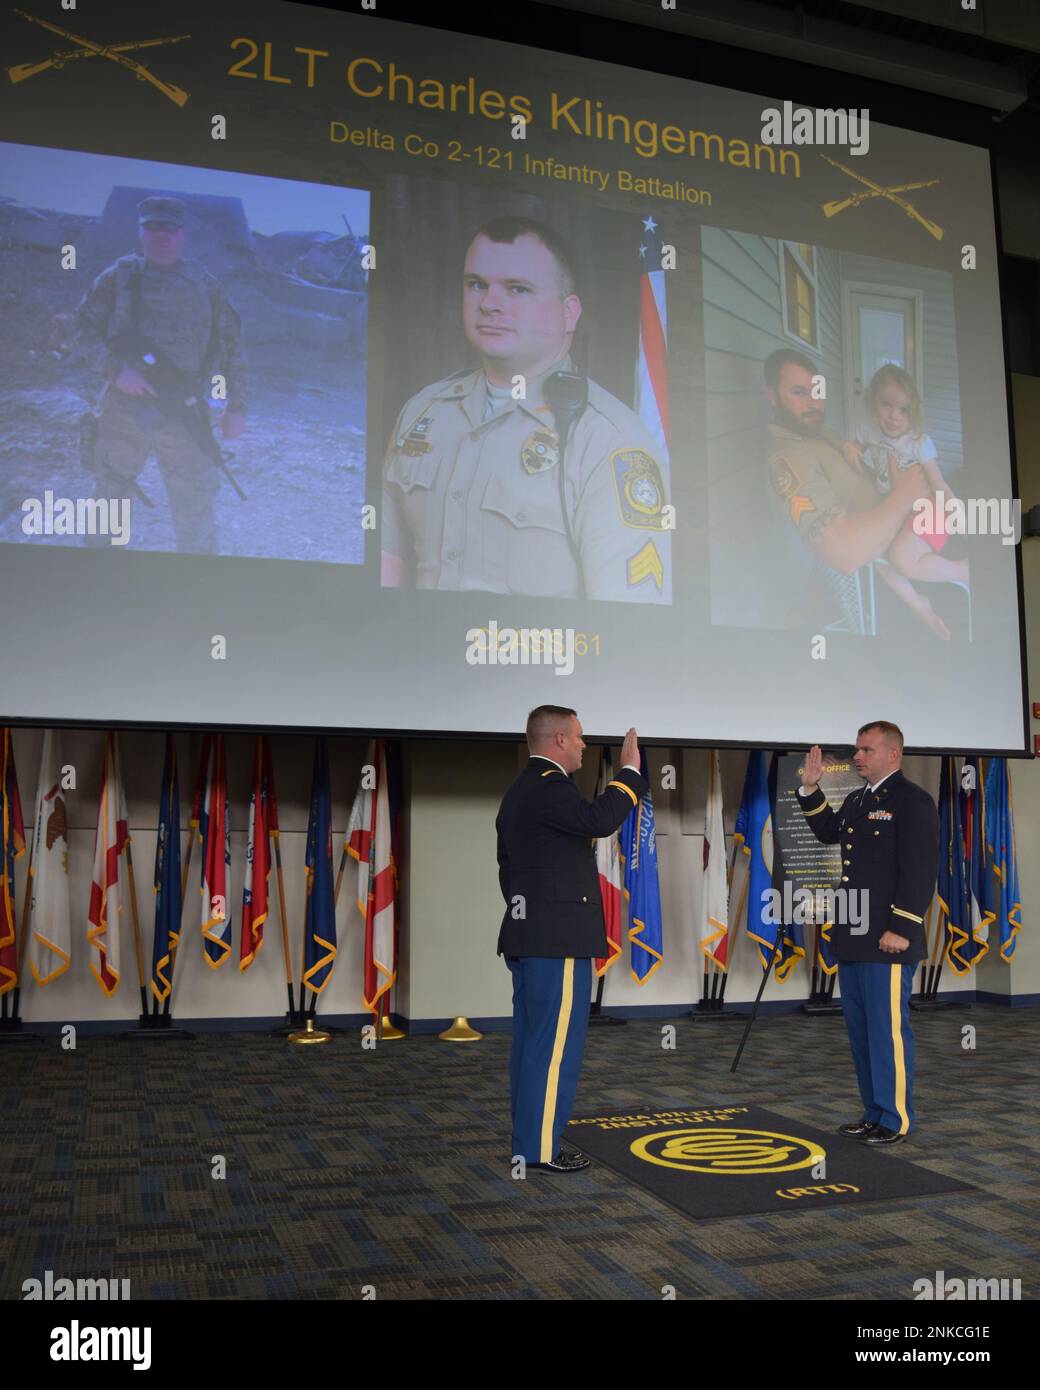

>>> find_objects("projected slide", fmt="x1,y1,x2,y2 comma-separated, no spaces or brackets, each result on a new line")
1,143,369,561
0,0,1026,750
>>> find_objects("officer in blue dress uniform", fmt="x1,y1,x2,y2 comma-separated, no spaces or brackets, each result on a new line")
797,721,939,1145
496,706,647,1171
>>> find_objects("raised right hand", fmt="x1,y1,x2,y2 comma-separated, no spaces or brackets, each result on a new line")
621,727,639,769
113,366,157,397
802,744,824,791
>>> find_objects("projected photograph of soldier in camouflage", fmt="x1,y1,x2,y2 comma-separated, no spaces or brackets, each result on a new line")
0,143,368,560
378,178,702,604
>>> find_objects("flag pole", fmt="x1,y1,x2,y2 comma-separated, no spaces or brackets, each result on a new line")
164,736,207,1020
332,842,350,908
163,819,195,1020
11,838,35,1025
272,826,294,1021
730,936,782,1071
123,840,149,1020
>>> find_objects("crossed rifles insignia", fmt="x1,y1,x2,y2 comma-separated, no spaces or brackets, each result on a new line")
8,9,191,106
819,154,944,242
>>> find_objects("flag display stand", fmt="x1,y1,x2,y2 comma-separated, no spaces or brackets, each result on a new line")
589,973,626,1026
121,1012,195,1040
911,959,964,1011
374,1003,405,1040
439,1016,481,1041
911,902,963,1011
803,939,842,1015
692,963,746,1021
0,995,40,1042
288,1015,331,1046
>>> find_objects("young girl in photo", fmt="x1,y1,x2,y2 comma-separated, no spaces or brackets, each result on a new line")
843,364,969,640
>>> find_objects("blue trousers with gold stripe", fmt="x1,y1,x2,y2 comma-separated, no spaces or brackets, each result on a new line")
507,956,591,1164
838,960,916,1134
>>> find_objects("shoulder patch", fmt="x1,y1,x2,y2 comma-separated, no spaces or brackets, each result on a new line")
769,457,797,499
611,448,667,529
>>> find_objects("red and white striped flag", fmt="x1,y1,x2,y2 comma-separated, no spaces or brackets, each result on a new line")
29,730,71,986
594,746,623,977
87,732,129,996
635,215,670,459
700,750,730,969
0,728,26,995
240,736,272,972
200,735,231,969
346,739,395,1014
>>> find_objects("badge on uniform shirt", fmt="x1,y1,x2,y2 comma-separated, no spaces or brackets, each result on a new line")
868,809,893,820
521,429,558,473
611,448,666,528
398,414,434,456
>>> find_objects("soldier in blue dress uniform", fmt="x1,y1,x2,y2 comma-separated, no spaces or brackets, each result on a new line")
496,706,646,1172
797,721,939,1145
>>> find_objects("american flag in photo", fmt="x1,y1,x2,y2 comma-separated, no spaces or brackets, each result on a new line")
635,215,670,459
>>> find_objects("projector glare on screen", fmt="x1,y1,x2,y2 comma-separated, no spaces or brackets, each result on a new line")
0,1,1026,753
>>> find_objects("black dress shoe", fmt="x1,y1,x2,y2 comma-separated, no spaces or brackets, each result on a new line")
838,1119,880,1137
529,1149,591,1172
859,1125,904,1146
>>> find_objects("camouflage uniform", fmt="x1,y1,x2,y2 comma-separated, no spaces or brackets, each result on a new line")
75,230,246,554
382,359,671,602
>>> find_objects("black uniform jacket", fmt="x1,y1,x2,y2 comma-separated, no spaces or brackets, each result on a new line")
798,769,939,964
496,757,649,958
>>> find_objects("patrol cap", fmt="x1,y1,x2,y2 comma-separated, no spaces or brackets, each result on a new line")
138,196,187,230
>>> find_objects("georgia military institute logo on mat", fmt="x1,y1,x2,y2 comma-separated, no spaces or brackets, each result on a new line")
630,1128,824,1175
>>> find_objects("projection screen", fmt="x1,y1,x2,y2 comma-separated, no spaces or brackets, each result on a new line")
0,0,1027,751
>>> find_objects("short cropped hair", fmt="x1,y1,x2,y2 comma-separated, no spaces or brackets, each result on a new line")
858,720,904,751
526,704,577,749
472,216,577,296
763,347,816,391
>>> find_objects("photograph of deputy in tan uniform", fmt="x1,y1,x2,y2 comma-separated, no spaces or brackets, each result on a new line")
380,216,671,602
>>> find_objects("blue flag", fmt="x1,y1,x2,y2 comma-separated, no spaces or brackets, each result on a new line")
619,748,663,983
937,757,970,972
737,752,785,973
951,756,991,974
303,738,337,997
151,734,181,1004
983,757,1021,962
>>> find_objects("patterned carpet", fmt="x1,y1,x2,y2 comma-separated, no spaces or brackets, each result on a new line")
1,1005,1037,1300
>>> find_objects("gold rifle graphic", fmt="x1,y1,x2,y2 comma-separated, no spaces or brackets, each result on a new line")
820,154,944,242
10,10,190,106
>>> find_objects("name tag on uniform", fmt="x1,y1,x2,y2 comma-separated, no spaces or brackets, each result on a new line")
867,809,893,820
397,415,434,455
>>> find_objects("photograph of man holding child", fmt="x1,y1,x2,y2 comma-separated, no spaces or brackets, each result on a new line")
703,230,973,639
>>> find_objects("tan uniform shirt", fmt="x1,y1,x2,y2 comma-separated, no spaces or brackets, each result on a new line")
382,363,671,601
766,421,878,548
